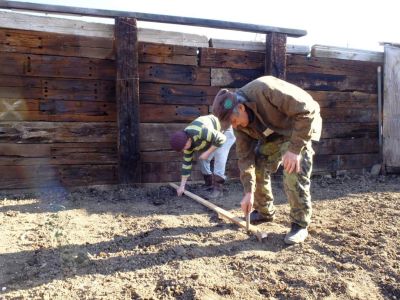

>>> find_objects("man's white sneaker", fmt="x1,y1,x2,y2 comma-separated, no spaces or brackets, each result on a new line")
284,223,308,245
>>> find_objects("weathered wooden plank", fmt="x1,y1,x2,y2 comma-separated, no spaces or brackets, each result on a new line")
0,99,38,111
42,80,115,102
139,63,210,85
139,83,219,105
210,38,310,55
0,143,50,157
115,17,141,184
139,123,186,151
199,47,264,69
0,143,117,165
287,72,377,93
211,68,263,87
141,150,182,163
265,33,287,78
321,122,378,139
141,149,236,163
314,153,380,173
59,164,117,186
0,164,57,180
140,104,208,123
138,28,208,47
0,164,117,189
141,158,239,183
320,107,378,123
0,111,116,122
287,54,380,77
311,45,384,63
0,75,115,102
0,99,116,122
309,91,377,108
0,52,115,79
0,11,114,38
0,99,115,112
0,11,209,46
139,42,197,65
0,2,307,37
0,27,114,59
39,99,116,115
383,45,400,168
0,122,117,143
314,137,379,155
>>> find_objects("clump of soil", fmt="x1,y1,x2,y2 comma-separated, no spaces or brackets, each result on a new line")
1,174,399,299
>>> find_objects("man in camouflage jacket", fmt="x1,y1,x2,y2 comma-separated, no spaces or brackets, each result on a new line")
212,76,322,244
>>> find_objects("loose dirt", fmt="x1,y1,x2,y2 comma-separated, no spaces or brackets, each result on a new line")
1,174,399,299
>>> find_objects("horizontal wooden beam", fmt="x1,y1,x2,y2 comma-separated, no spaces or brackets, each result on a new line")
0,0,307,37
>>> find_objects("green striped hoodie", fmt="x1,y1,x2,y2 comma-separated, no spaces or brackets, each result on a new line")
181,115,226,177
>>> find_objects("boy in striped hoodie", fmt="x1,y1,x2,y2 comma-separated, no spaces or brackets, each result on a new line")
170,114,236,199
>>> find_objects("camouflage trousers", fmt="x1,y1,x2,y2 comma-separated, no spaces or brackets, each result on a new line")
254,136,315,228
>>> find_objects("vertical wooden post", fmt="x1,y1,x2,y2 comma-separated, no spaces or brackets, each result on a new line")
115,17,141,183
265,32,287,79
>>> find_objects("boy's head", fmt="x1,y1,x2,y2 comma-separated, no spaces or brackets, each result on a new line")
169,130,191,152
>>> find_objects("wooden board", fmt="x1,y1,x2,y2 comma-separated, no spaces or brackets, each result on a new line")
141,158,239,183
383,45,400,168
139,42,197,65
139,63,210,85
0,11,209,46
314,137,379,155
287,54,380,93
321,122,378,139
199,47,264,69
0,99,116,122
309,91,377,108
0,10,114,38
139,123,186,151
209,38,310,55
0,51,115,80
287,55,380,77
211,68,263,87
0,143,116,165
265,33,287,78
311,45,384,63
115,17,141,184
314,153,380,173
0,27,114,59
0,75,115,102
139,83,219,105
0,122,117,143
320,107,378,123
140,104,208,123
0,164,117,189
287,72,377,93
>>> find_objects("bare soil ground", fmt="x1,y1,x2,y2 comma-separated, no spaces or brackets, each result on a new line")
1,174,399,300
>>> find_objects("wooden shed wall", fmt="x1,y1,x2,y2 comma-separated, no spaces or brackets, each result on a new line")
0,25,381,189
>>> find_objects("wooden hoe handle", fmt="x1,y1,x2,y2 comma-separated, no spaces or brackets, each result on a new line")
169,183,267,241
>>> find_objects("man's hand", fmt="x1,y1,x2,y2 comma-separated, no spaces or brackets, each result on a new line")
240,192,254,214
282,150,301,174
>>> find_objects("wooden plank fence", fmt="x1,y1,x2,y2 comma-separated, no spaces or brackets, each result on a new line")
0,13,383,189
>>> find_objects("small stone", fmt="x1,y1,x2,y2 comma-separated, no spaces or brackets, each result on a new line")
2,287,6,292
